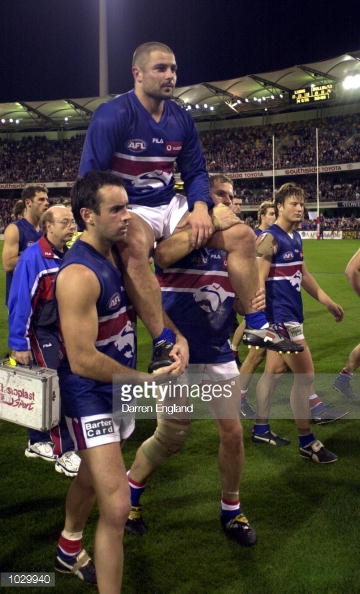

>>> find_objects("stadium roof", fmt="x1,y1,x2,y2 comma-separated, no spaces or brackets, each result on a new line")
1,50,360,133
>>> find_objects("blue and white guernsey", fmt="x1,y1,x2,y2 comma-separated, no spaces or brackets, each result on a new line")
57,240,136,419
5,218,42,304
79,90,211,210
156,248,235,364
263,223,304,324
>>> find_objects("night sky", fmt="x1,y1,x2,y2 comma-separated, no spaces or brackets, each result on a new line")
1,0,359,102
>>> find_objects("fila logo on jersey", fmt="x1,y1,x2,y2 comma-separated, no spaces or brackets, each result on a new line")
127,139,147,152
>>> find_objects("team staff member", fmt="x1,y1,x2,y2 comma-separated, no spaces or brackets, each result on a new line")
54,171,185,591
8,205,81,477
79,41,298,370
3,184,53,459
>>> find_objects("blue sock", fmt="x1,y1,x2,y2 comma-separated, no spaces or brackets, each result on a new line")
311,402,325,415
153,327,175,347
128,474,146,506
253,423,270,435
245,312,268,330
221,498,240,521
299,433,315,448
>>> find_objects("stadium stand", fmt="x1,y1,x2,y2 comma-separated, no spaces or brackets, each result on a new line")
1,51,360,232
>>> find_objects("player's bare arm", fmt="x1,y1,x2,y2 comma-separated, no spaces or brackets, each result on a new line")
56,264,182,381
302,263,344,322
156,203,241,269
255,232,276,286
2,224,20,272
345,248,360,296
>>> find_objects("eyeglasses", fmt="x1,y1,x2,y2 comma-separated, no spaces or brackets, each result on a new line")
53,218,76,227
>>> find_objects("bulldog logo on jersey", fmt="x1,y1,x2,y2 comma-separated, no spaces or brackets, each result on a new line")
131,170,172,192
193,283,233,313
289,270,302,292
114,321,136,360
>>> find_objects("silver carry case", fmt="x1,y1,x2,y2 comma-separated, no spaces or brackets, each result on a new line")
0,359,60,431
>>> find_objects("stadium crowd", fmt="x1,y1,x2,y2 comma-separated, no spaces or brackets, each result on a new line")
1,113,360,183
1,112,360,233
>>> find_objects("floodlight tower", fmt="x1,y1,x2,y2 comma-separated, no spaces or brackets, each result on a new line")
99,0,109,97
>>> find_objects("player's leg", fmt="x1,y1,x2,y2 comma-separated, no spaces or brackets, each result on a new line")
205,368,256,546
333,342,360,399
239,346,266,419
126,418,191,535
116,212,174,369
284,344,338,463
55,454,97,584
252,351,291,446
207,223,259,315
82,443,130,594
207,225,300,353
56,441,129,592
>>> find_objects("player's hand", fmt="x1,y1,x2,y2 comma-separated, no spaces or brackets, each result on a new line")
250,287,266,311
328,302,344,322
11,350,33,365
211,203,242,232
152,353,183,378
169,335,189,372
187,202,214,248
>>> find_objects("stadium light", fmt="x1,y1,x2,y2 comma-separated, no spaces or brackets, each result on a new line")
343,74,360,90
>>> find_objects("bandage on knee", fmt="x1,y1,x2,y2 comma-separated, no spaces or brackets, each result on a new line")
141,420,191,466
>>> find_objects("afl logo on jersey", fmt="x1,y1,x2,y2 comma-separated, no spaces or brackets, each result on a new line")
283,251,294,261
108,292,121,309
127,139,147,152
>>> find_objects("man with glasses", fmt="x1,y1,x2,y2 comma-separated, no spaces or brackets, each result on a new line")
8,205,81,477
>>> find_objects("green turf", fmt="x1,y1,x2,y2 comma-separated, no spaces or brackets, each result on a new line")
1,240,360,594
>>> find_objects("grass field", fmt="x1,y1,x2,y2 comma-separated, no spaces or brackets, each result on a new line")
1,240,360,594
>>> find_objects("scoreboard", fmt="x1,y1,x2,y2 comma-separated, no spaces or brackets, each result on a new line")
290,83,335,104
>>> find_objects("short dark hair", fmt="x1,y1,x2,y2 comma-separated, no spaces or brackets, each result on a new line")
274,183,304,215
132,42,174,68
21,184,48,202
71,171,125,231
